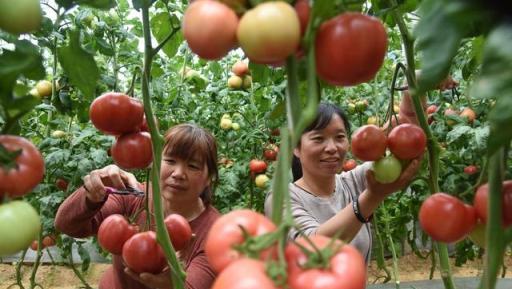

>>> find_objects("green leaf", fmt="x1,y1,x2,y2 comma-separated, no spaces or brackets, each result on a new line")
58,30,100,100
487,97,512,155
77,0,116,9
150,13,183,58
269,100,285,120
446,125,471,144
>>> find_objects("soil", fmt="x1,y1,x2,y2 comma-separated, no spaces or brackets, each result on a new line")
0,253,511,289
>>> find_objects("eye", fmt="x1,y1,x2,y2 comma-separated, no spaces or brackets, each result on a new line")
164,158,176,164
336,134,346,140
188,161,202,170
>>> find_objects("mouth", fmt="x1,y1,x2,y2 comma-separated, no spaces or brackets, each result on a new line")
167,184,187,191
320,158,340,163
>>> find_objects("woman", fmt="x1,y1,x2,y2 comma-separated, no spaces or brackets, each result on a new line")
264,103,421,263
55,123,220,289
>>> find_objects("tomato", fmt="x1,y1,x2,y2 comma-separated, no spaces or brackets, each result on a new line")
237,2,301,64
468,221,486,248
263,149,277,161
0,135,45,198
231,122,240,131
342,159,357,172
30,240,39,251
56,178,68,191
255,174,269,188
366,116,378,125
286,235,366,289
111,132,153,170
212,258,278,289
205,209,277,273
0,0,42,34
437,75,458,90
89,92,144,135
387,123,427,160
270,128,280,136
444,108,458,126
137,115,159,133
294,0,310,36
372,154,402,184
473,180,512,228
51,130,66,138
464,165,478,175
419,193,477,243
242,75,252,89
249,159,267,173
355,100,368,113
231,61,249,77
227,75,243,89
0,201,41,255
164,214,192,251
183,0,238,60
460,107,476,123
220,118,232,130
426,104,438,114
42,235,57,248
350,125,387,161
122,231,167,274
35,80,52,98
98,214,138,255
315,12,387,86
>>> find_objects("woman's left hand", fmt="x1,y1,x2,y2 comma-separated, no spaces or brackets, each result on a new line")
124,267,173,289
366,157,422,199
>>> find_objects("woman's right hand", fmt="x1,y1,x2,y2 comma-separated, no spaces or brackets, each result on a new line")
82,164,139,203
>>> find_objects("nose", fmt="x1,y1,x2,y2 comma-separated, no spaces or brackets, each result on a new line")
171,163,186,179
324,138,337,153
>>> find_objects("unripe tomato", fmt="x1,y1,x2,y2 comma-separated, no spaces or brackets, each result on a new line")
315,12,387,86
227,75,243,89
342,159,357,171
0,0,42,34
122,231,167,274
0,201,41,255
35,80,52,98
164,214,192,251
249,159,267,174
460,107,476,123
98,214,138,255
242,75,252,89
366,116,378,125
51,130,67,138
220,118,233,130
111,132,153,170
231,122,240,131
464,165,478,175
351,125,387,161
372,155,402,184
183,0,238,60
468,222,486,248
444,108,458,126
89,92,144,135
255,174,269,188
387,123,427,160
231,61,249,77
237,2,301,64
355,100,368,112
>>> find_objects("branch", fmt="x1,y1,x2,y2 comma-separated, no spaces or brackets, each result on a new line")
151,28,180,57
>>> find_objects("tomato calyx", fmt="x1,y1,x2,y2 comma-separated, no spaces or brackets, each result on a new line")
233,224,281,259
0,145,22,171
291,236,342,271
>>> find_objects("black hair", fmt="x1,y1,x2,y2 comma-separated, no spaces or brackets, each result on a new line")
292,102,351,181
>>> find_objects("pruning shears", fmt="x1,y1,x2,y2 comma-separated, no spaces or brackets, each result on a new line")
105,185,145,197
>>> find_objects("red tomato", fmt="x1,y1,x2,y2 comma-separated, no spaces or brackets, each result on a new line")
315,12,387,86
122,231,167,274
342,159,357,171
42,235,57,248
98,214,138,255
419,193,477,243
89,92,144,135
426,104,438,114
212,258,278,289
249,159,267,173
237,2,300,63
164,214,192,251
0,135,45,198
183,0,238,60
286,235,366,289
350,125,387,161
460,107,476,123
464,165,478,175
473,180,512,228
56,178,68,191
137,115,159,133
387,123,427,160
294,0,310,36
231,61,249,77
263,149,277,161
111,132,153,170
270,128,280,136
205,209,277,273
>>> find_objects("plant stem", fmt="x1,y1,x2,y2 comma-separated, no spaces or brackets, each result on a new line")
373,214,392,283
382,206,400,289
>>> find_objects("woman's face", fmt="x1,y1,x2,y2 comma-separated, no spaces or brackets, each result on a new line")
294,114,349,177
159,153,210,203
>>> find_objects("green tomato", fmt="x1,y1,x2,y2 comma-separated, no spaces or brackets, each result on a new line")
372,155,402,184
468,222,486,248
0,0,42,34
0,201,41,256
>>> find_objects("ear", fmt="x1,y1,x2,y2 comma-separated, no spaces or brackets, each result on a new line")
293,147,300,159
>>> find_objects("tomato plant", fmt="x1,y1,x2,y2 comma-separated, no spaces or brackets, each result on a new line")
0,0,42,34
205,209,277,273
372,154,402,184
89,92,144,135
164,214,192,251
98,214,138,255
237,1,301,63
249,159,267,174
0,135,45,198
183,0,238,60
315,12,387,86
122,231,167,274
387,124,427,160
419,193,477,243
0,201,41,255
350,125,387,161
211,258,278,289
473,180,512,228
111,132,153,170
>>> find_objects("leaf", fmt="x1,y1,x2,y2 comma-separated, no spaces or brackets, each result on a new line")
473,126,489,151
446,125,471,144
150,13,183,58
487,96,512,155
58,30,100,100
77,0,116,9
269,100,285,120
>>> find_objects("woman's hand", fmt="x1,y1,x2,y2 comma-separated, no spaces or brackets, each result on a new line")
82,164,139,203
124,267,173,289
366,157,422,199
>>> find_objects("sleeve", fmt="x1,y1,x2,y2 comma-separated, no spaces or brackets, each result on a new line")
339,162,372,197
184,252,217,289
54,186,140,238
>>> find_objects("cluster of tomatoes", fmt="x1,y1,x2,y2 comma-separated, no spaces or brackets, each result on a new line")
351,123,427,183
419,181,512,245
0,135,44,256
97,213,192,274
183,0,387,87
89,92,153,170
227,60,252,90
249,159,271,188
203,209,366,289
